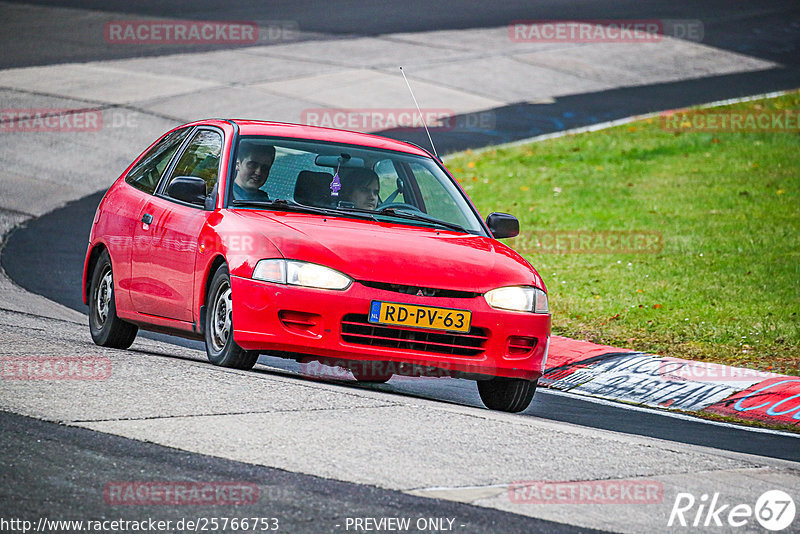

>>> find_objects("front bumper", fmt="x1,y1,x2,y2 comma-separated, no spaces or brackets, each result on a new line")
231,276,550,380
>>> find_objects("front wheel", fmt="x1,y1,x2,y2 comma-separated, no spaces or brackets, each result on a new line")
477,377,537,413
204,265,258,370
88,250,137,348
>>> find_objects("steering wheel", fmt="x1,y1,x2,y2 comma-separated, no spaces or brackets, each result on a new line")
378,202,421,212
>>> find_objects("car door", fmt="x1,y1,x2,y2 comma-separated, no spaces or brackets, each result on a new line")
129,128,223,323
108,126,192,310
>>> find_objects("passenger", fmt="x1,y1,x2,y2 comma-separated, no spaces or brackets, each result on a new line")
340,168,380,210
233,143,275,201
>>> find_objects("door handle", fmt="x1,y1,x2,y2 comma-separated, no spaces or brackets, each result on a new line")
141,213,153,225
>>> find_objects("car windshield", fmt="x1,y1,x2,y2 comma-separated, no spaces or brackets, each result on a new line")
228,136,485,235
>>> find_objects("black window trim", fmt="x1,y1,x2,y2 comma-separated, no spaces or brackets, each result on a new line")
220,120,239,209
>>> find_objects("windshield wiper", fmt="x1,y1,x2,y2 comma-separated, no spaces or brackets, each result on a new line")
376,207,468,233
232,199,376,221
235,199,466,231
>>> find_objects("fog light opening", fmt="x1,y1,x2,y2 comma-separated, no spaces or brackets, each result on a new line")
507,336,537,356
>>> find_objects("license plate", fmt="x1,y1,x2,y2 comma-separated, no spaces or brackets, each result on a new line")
368,301,472,333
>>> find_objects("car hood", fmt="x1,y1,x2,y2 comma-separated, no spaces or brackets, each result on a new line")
231,210,545,293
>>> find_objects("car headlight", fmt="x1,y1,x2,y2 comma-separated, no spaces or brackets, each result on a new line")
253,259,352,290
484,286,548,313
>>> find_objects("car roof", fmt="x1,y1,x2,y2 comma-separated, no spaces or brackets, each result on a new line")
191,119,433,158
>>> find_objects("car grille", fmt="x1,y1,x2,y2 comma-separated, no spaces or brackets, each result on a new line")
359,281,480,299
341,314,487,356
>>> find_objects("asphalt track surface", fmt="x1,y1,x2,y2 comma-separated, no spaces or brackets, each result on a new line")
4,0,800,68
5,192,800,464
2,1,800,530
0,411,601,534
3,1,800,152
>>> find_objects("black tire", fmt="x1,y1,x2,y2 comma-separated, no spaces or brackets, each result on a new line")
88,250,138,349
204,264,258,370
350,361,393,383
477,377,537,413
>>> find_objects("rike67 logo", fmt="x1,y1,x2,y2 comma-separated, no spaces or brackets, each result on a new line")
669,490,795,531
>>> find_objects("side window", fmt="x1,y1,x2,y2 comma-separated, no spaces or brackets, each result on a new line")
409,162,470,226
125,127,190,194
162,129,223,201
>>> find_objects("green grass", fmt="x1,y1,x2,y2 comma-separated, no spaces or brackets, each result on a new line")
447,91,800,376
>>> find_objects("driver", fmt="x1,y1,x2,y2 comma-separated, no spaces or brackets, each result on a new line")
233,142,275,201
340,168,380,210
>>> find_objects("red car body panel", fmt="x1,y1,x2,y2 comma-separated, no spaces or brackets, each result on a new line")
220,210,545,291
84,119,550,380
231,275,550,380
234,120,432,157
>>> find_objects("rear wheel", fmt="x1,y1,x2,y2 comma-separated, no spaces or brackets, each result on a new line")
477,377,537,413
204,264,258,370
88,250,137,348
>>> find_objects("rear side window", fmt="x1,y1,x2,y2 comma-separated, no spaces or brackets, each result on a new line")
163,129,223,198
125,127,190,194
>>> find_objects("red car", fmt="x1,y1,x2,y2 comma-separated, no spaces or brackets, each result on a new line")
83,119,550,412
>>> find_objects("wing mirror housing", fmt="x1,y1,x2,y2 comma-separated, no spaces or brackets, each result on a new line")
167,176,207,207
486,212,519,239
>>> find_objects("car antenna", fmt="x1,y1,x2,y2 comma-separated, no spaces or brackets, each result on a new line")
399,66,439,159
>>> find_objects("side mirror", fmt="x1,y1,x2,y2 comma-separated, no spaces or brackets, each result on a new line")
486,212,519,239
167,176,207,206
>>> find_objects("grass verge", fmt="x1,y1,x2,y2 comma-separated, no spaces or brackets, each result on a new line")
447,91,800,376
